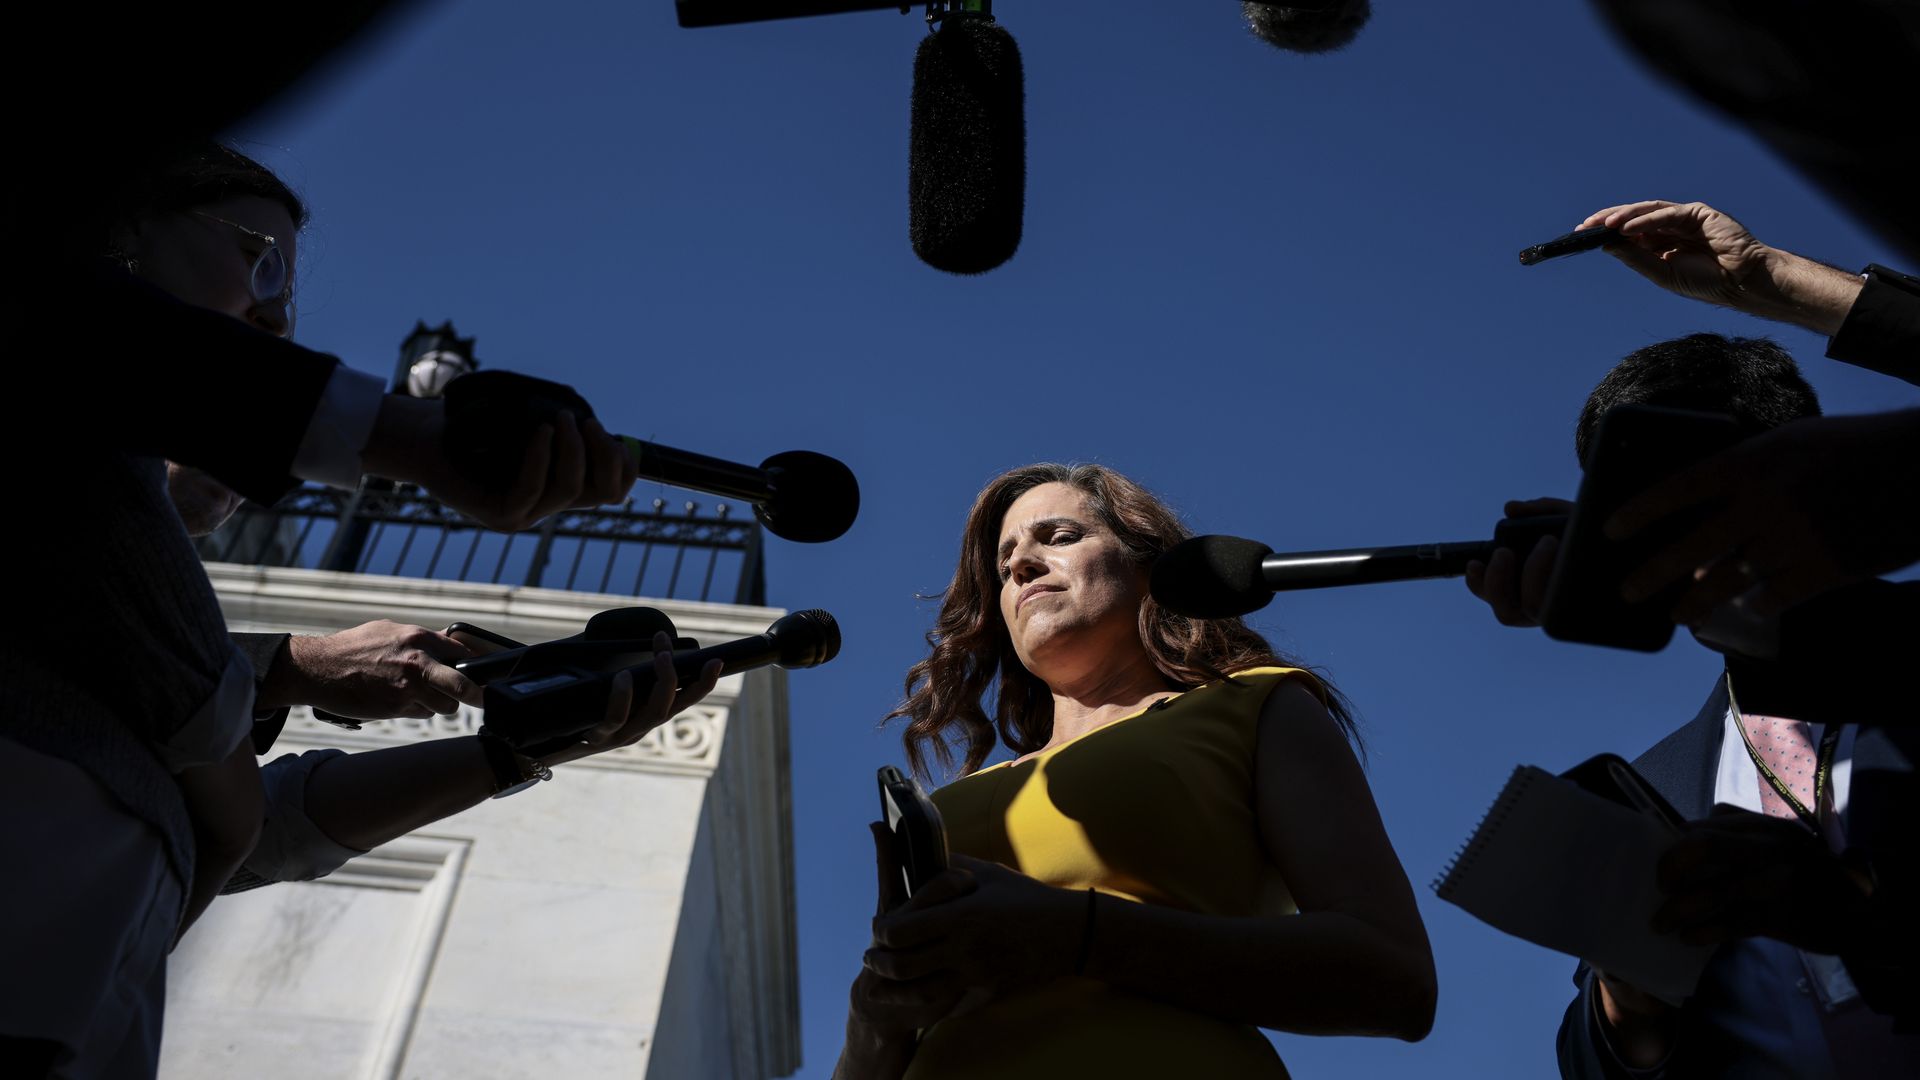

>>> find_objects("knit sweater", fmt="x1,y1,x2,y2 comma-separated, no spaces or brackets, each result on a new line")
1,453,254,890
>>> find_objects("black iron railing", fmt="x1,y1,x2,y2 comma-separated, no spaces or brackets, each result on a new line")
199,482,766,605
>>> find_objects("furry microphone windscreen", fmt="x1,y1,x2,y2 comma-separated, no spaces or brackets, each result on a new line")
1243,1,1373,54
909,16,1026,275
1149,535,1278,619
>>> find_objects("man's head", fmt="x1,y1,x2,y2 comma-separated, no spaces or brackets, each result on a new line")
1576,333,1821,467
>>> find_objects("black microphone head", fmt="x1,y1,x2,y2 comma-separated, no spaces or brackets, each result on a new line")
1150,535,1277,619
582,606,679,641
909,15,1025,275
756,450,860,543
766,608,841,668
1242,2,1372,54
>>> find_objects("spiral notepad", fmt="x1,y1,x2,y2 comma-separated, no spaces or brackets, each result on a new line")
1434,764,1714,1005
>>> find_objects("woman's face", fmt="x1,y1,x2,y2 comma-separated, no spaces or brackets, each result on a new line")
995,482,1150,687
124,194,297,339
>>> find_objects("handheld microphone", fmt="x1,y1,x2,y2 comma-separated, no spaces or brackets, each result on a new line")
483,609,842,753
910,9,1025,275
453,607,698,687
442,371,860,543
1519,225,1620,266
619,439,860,544
1151,516,1565,618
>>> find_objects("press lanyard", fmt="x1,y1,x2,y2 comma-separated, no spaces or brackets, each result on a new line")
1725,676,1841,836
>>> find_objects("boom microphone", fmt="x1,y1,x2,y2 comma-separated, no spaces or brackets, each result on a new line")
442,371,860,543
910,8,1025,274
675,0,907,26
1243,2,1374,53
1151,516,1565,618
483,609,842,752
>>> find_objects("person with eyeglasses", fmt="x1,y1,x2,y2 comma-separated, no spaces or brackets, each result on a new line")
0,140,647,1078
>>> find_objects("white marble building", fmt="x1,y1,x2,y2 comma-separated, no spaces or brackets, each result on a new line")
158,563,801,1079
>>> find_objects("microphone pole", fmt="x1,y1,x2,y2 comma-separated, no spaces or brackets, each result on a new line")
1256,540,1503,591
1151,516,1565,618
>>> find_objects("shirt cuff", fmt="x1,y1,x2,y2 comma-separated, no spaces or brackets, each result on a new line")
290,366,386,490
243,749,367,883
150,647,258,773
1826,264,1920,386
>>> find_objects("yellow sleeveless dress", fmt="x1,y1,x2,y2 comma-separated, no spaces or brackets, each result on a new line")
902,667,1321,1080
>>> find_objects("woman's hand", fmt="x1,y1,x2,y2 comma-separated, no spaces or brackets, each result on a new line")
536,633,722,768
864,854,1084,1001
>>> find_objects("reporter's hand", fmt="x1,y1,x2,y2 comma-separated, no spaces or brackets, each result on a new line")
1463,498,1571,627
1608,409,1920,622
1591,968,1679,1069
175,737,266,937
537,632,722,768
364,394,639,532
270,620,485,720
1579,200,1862,335
1653,805,1871,955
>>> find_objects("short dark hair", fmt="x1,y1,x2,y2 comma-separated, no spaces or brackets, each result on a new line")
1243,1,1372,54
100,140,306,255
1575,333,1822,466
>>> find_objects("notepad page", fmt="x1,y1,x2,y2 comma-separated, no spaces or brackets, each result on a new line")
1436,765,1715,1005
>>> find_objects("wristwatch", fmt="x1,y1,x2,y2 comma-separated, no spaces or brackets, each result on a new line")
477,727,552,798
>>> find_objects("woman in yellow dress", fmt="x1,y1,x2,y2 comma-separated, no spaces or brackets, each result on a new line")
834,463,1436,1079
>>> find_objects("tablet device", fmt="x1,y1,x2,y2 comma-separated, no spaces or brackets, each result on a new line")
1541,405,1745,651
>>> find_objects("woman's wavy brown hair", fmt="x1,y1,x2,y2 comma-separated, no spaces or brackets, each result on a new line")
890,463,1356,778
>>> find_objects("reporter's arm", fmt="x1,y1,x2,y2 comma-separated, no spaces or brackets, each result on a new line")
1826,264,1920,387
246,642,720,868
1578,201,1863,336
28,263,340,504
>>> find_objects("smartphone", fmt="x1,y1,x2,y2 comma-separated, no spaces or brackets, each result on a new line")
445,621,527,655
1561,753,1684,831
453,607,687,687
1518,225,1619,266
1540,405,1746,652
877,765,950,906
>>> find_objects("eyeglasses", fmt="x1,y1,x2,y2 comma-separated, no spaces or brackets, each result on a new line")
191,210,294,317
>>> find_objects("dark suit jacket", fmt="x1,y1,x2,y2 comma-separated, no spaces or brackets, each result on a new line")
1556,676,1920,1078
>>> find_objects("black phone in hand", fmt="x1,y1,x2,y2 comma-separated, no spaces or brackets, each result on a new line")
878,765,949,908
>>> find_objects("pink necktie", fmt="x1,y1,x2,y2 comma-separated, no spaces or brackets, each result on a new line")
1739,713,1819,819
1739,714,1844,849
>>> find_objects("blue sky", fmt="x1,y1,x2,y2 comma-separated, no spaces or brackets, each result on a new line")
239,2,1918,1075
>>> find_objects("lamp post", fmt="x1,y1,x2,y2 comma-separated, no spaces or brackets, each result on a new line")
396,320,479,399
320,322,481,571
